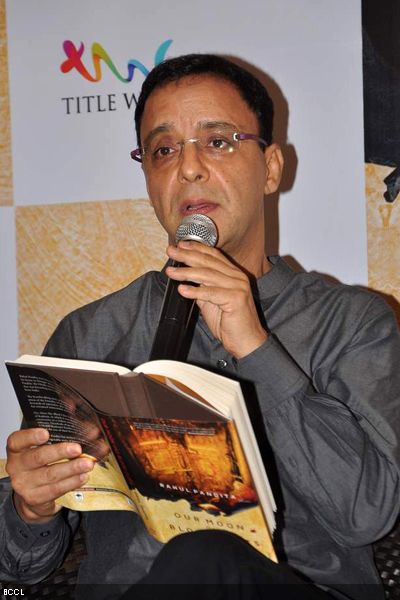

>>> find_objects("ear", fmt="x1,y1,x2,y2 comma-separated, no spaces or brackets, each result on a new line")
263,143,284,195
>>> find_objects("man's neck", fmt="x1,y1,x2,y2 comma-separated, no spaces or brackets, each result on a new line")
227,248,271,279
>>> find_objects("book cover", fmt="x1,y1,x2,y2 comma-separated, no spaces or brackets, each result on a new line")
6,355,276,560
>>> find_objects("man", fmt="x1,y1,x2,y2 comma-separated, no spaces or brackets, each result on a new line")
1,54,400,600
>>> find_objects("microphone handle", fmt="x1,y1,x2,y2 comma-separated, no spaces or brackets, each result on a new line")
149,260,196,361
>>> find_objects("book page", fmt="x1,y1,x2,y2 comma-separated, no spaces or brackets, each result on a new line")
12,354,131,375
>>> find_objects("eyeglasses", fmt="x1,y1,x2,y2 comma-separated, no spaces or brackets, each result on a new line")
130,129,269,166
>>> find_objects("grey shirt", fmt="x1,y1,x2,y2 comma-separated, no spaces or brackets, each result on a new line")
1,257,399,599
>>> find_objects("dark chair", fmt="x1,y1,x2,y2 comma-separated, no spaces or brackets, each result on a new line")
374,519,400,599
0,472,86,599
0,522,86,600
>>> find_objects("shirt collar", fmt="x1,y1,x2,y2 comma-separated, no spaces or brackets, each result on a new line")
255,256,296,308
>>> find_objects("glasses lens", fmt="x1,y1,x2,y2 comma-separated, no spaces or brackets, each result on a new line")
198,129,237,155
145,135,179,162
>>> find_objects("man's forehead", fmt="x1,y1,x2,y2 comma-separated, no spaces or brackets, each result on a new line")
144,75,240,109
140,75,257,138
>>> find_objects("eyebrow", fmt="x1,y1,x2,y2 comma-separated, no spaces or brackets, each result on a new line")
142,123,174,147
142,120,238,146
198,120,237,131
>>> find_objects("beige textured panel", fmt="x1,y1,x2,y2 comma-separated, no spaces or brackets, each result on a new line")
0,0,13,205
366,163,400,323
17,199,166,355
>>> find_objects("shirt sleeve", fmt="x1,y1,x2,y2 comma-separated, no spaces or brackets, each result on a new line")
236,295,400,547
42,314,78,360
0,477,80,583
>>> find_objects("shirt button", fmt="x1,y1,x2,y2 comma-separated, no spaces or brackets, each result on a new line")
40,530,50,537
217,359,228,369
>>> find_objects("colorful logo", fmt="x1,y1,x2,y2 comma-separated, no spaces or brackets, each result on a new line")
61,39,173,82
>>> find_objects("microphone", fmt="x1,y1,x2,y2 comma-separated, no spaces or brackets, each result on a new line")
149,214,218,361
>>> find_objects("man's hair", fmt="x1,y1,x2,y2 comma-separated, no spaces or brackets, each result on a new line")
134,53,274,148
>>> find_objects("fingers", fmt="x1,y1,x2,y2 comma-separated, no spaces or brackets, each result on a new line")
177,284,246,307
166,242,247,289
168,241,235,273
166,240,253,311
12,458,94,507
6,427,50,453
167,266,247,291
22,442,84,473
6,427,94,522
7,429,82,470
165,240,267,360
12,463,92,523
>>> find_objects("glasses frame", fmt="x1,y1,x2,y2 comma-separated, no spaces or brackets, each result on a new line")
130,131,269,163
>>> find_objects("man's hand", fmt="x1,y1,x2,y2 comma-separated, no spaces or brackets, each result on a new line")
6,428,94,524
166,241,268,359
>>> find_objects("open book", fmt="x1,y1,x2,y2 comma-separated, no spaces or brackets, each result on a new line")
6,355,276,560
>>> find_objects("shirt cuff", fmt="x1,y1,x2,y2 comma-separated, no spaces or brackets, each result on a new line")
235,334,311,411
4,492,65,552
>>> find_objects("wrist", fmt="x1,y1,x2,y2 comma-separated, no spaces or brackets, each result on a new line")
13,492,59,524
231,329,269,360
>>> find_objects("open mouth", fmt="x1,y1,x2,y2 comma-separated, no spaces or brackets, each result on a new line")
181,202,217,215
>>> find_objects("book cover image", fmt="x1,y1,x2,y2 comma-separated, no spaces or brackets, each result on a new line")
101,416,258,516
100,415,273,556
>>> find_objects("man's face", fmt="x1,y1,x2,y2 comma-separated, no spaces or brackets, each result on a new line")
140,75,279,259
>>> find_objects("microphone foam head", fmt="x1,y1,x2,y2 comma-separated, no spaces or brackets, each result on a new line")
175,214,218,247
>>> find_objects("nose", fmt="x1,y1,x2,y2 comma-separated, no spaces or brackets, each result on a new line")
177,140,210,184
